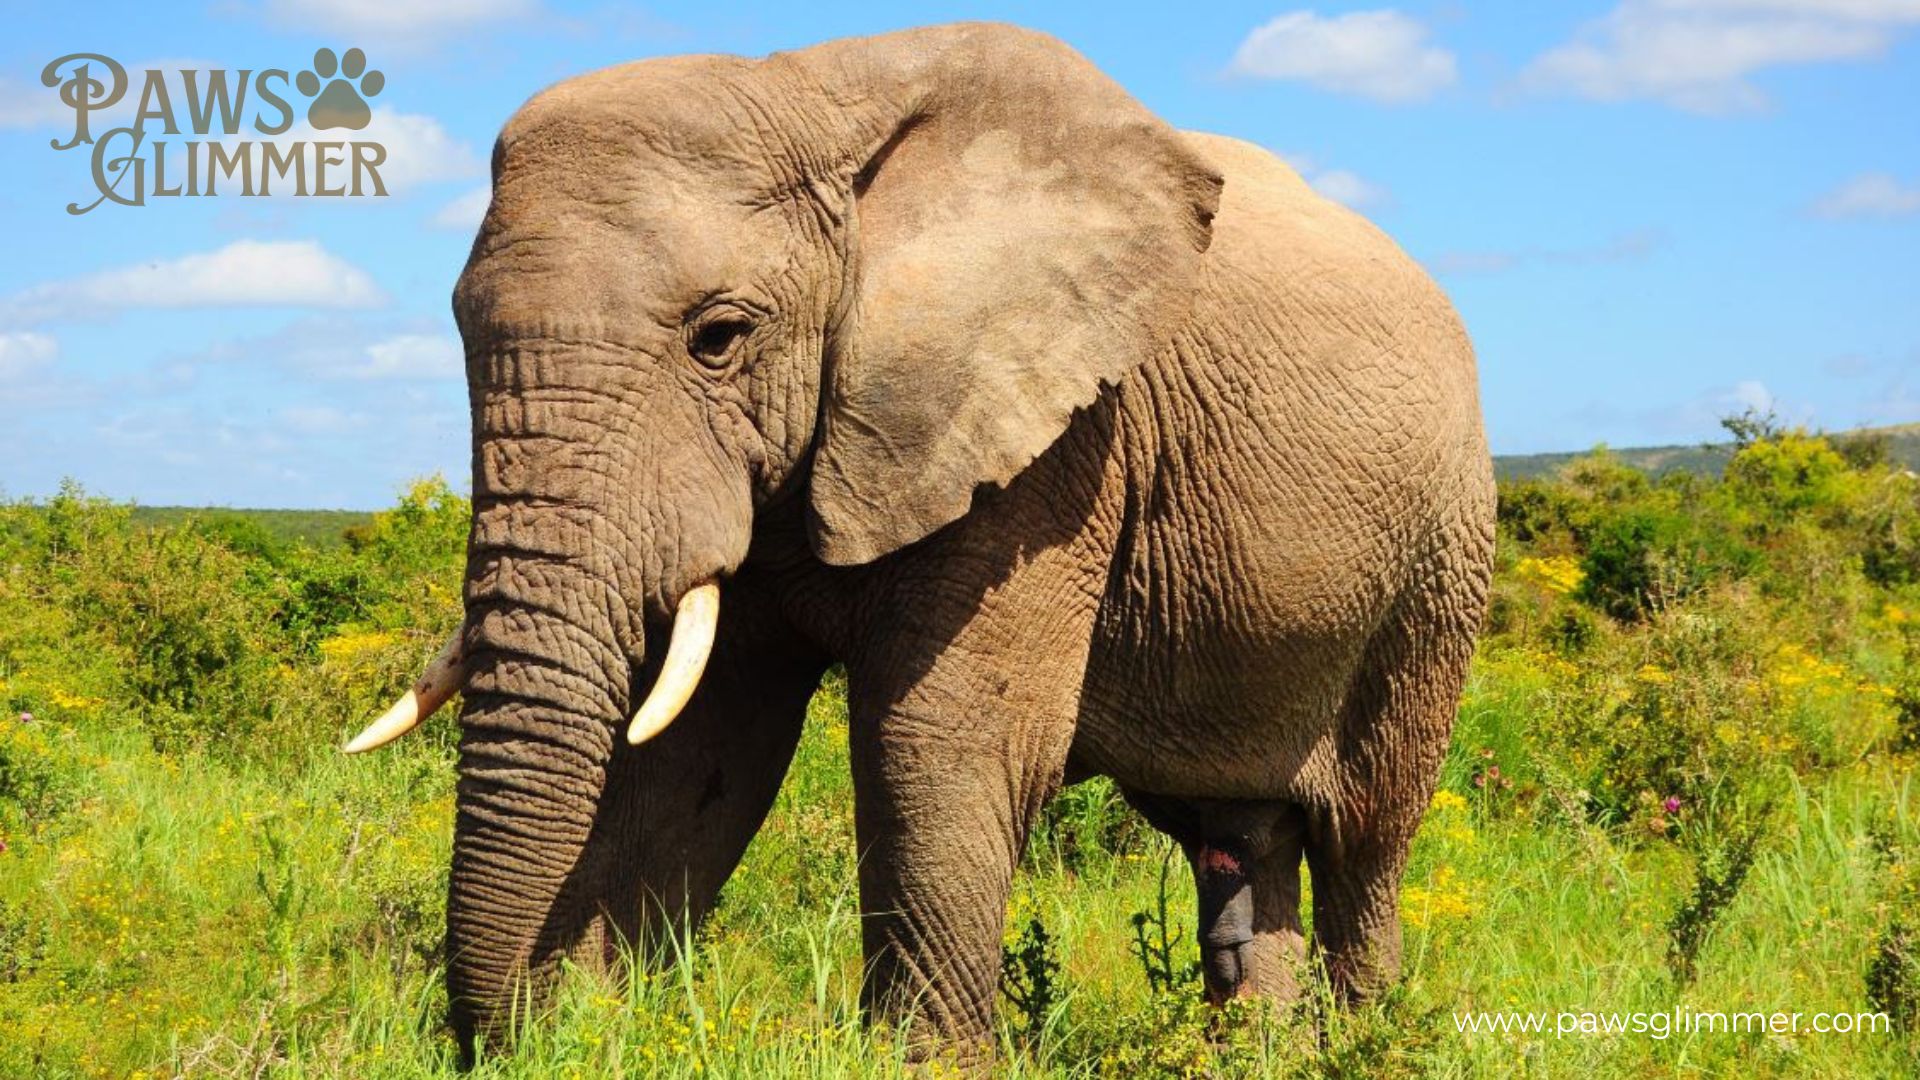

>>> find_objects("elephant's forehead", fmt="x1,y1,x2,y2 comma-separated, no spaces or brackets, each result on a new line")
502,56,785,186
463,174,798,332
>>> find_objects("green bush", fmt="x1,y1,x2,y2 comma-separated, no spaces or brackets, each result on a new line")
1722,431,1855,527
0,713,91,838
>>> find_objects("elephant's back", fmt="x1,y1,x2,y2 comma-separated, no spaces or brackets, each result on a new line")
1125,130,1488,615
1075,132,1492,795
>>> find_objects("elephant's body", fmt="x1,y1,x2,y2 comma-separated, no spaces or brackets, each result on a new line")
417,22,1495,1061
728,131,1493,1023
1081,132,1490,799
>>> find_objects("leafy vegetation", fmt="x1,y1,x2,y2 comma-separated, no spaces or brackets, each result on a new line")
2,428,1918,1076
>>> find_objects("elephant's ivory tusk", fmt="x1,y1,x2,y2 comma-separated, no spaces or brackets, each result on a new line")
344,628,466,754
626,582,719,746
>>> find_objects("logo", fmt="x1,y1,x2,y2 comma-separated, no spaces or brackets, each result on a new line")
41,50,390,215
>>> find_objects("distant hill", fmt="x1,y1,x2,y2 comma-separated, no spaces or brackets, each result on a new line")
1493,422,1920,481
128,506,373,549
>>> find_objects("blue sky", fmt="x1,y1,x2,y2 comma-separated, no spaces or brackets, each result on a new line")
2,1,1916,508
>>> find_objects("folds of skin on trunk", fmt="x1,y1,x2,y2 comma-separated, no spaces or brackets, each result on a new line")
446,550,630,1053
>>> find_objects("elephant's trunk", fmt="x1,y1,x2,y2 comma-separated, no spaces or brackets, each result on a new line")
446,503,633,1052
443,341,754,1054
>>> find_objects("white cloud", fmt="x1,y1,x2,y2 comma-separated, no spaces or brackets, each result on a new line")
1728,378,1776,415
0,76,73,129
1229,10,1457,103
1520,0,1920,113
431,185,493,230
0,331,58,379
1309,168,1391,209
259,0,539,37
1,59,219,131
1429,228,1666,276
1810,172,1920,217
348,108,484,189
278,404,367,433
223,107,484,196
1561,377,1811,443
182,317,463,382
349,333,464,380
0,240,384,326
1672,1,1920,16
1277,152,1392,209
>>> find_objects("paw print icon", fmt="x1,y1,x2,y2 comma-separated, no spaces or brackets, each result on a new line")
296,47,383,131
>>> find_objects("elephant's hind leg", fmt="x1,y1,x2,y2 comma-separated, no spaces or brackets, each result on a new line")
1305,535,1487,1001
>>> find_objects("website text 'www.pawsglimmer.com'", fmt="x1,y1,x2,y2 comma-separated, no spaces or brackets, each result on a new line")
1454,1007,1893,1039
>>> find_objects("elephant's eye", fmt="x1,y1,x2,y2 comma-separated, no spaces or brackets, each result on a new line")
687,309,755,371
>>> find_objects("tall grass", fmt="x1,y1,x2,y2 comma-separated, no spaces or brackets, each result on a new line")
3,426,1918,1076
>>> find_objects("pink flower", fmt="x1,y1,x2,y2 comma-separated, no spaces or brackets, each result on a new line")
16,712,30,724
1663,796,1682,815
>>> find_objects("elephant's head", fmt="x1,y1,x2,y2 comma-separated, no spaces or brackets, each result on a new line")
345,22,1219,1051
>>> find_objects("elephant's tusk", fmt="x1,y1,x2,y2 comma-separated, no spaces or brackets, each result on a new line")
626,582,719,746
344,628,466,754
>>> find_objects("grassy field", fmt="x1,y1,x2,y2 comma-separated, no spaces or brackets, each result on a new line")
3,424,1919,1077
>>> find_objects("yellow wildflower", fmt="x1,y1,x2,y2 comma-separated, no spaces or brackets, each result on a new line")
318,629,399,664
1515,555,1584,595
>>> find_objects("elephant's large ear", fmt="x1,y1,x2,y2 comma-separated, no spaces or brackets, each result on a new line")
788,24,1222,565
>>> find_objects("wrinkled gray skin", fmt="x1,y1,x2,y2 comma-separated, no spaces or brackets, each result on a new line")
442,22,1494,1061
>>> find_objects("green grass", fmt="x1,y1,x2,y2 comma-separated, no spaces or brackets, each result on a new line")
5,437,1920,1076
4,696,1912,1077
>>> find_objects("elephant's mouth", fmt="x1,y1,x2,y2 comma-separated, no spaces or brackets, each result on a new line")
341,579,722,754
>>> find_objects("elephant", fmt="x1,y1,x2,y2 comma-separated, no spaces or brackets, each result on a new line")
345,21,1496,1061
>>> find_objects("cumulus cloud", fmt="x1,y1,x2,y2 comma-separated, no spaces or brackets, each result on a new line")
278,404,367,434
431,185,492,231
1229,9,1457,103
1428,228,1667,276
0,240,384,326
1562,377,1809,444
257,0,539,37
182,317,462,382
1727,378,1777,416
349,109,485,189
1307,170,1392,209
0,331,58,379
0,75,74,129
1,59,219,131
1809,172,1920,218
221,107,484,197
350,333,464,380
1277,153,1392,209
1520,0,1920,113
7,60,481,196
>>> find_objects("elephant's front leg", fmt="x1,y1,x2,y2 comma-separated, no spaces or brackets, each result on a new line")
592,579,830,961
845,558,1102,1055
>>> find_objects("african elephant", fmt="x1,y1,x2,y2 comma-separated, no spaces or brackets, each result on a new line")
346,21,1495,1061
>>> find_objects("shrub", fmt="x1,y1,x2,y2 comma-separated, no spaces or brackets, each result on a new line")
67,525,281,752
1667,802,1771,985
1721,431,1855,529
999,914,1060,1048
1857,474,1920,587
1575,507,1699,621
0,712,91,838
